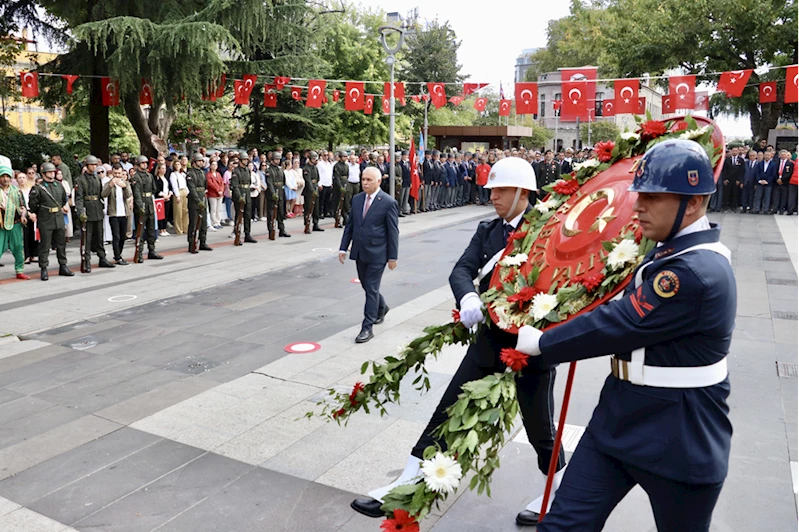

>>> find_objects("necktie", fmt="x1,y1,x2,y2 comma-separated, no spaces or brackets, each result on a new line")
363,194,372,218
503,223,514,243
780,160,785,177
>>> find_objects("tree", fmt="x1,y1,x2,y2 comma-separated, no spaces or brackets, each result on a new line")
51,102,140,156
169,100,242,151
521,123,555,150
580,120,619,144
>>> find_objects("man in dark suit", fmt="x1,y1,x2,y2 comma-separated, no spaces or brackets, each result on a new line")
741,149,759,213
721,146,744,212
753,149,778,214
772,149,795,214
339,167,399,343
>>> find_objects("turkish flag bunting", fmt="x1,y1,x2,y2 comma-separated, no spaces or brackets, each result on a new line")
668,75,695,109
637,97,646,114
274,76,291,90
552,99,563,111
411,95,420,103
514,82,538,115
139,79,153,106
381,96,391,114
427,82,447,108
473,97,488,112
716,70,752,98
614,79,639,114
463,83,488,96
234,75,257,105
449,95,464,106
662,94,674,114
421,94,429,102
263,84,277,107
62,75,79,95
694,91,709,112
306,79,326,108
498,99,512,116
562,81,589,120
759,82,777,103
19,71,38,98
364,95,374,115
332,90,340,102
344,81,364,111
290,86,302,101
602,100,615,117
785,65,798,103
383,82,405,102
101,77,119,106
215,74,226,98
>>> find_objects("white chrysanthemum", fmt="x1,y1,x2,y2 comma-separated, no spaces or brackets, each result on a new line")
494,304,512,330
621,131,640,142
574,158,600,171
421,453,463,494
534,198,558,213
606,239,640,270
679,125,712,140
500,253,528,267
530,293,559,321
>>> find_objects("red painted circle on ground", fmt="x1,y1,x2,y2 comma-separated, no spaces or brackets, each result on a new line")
284,342,322,354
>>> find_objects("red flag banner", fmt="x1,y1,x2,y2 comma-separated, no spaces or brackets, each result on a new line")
381,96,391,114
662,94,674,114
669,75,696,110
234,75,257,105
498,99,512,116
427,82,447,108
139,79,153,106
101,77,119,106
154,198,166,221
344,82,364,111
364,95,374,115
383,82,405,102
716,70,752,98
215,74,226,98
694,91,709,111
614,79,639,114
421,94,429,102
332,90,340,102
637,97,646,114
290,86,302,101
306,79,326,108
463,83,488,96
449,95,464,106
552,99,563,112
274,76,291,90
759,82,777,103
411,95,420,103
562,81,589,120
409,135,421,200
263,84,277,107
20,71,38,98
515,82,538,115
474,97,488,112
602,100,615,117
62,75,79,95
786,65,798,103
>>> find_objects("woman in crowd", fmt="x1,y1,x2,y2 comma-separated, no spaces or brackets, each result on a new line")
154,163,172,237
222,157,235,227
16,170,37,264
288,158,303,217
206,160,223,230
250,161,261,222
169,159,189,234
55,168,74,241
283,157,298,218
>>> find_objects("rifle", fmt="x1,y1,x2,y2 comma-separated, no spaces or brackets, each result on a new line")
304,192,315,234
190,206,201,252
269,200,277,240
234,200,244,246
334,188,345,228
132,212,144,262
79,220,87,272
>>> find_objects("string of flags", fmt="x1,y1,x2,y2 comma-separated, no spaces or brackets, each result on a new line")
17,65,798,117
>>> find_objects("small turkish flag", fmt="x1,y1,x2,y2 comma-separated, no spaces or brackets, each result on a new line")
716,70,751,98
364,95,374,115
668,75,695,110
411,95,421,103
333,90,340,102
562,81,588,120
344,81,364,111
382,96,391,114
101,77,119,106
421,94,429,102
463,83,488,96
694,91,709,112
62,75,79,95
427,82,447,108
602,100,615,117
637,97,646,114
552,99,563,112
785,65,798,103
473,97,487,112
139,79,153,106
449,95,464,106
234,75,257,105
215,74,226,98
383,82,405,102
290,86,302,101
662,94,674,114
498,99,512,116
274,76,291,90
614,79,639,114
263,84,277,108
306,79,326,108
154,198,166,221
20,71,38,98
514,82,538,115
759,82,777,103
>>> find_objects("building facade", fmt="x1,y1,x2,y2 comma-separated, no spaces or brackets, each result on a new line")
515,48,540,83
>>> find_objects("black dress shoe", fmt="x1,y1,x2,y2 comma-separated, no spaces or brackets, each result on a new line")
148,252,163,260
244,236,258,243
516,510,540,527
398,213,406,217
98,258,115,268
375,306,390,325
313,225,325,232
40,269,48,281
189,249,199,254
355,329,374,343
279,231,291,237
200,244,213,251
116,259,129,266
59,265,74,277
350,498,384,518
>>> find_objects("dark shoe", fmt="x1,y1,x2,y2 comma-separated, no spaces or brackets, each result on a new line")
313,225,325,232
244,236,258,243
148,252,163,260
40,269,48,281
200,244,213,251
398,213,406,218
98,258,115,268
116,259,129,266
59,265,74,277
279,231,291,238
355,329,374,343
350,498,383,518
375,306,390,325
516,510,540,527
83,263,91,273
189,248,199,254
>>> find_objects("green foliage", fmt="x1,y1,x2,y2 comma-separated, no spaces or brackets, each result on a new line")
521,122,555,150
51,100,139,156
0,131,62,171
169,100,242,149
580,120,619,144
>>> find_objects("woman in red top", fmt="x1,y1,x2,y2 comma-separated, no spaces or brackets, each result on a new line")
206,161,224,229
475,154,492,205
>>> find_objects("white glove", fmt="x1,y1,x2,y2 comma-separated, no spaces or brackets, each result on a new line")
459,293,484,328
516,325,543,356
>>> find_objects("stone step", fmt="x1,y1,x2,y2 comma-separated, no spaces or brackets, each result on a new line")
0,340,53,361
0,335,19,347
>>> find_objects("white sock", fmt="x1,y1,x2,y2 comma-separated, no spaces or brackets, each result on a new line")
525,465,567,514
367,455,423,503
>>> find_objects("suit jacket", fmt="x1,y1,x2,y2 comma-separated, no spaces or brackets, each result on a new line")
757,159,778,185
722,155,744,184
340,190,399,264
742,159,759,185
560,159,573,175
777,158,795,185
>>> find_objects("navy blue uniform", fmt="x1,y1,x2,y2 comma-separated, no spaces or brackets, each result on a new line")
537,224,735,532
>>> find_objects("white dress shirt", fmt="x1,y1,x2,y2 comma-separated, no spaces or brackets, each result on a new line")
317,160,334,187
170,171,187,193
347,162,361,183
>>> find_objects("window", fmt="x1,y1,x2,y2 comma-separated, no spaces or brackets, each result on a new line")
595,92,604,117
36,118,47,135
554,93,561,117
540,93,546,118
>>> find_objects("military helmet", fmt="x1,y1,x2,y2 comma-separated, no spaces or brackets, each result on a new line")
271,152,282,160
483,155,537,191
134,155,148,164
85,155,99,165
629,139,715,196
309,151,319,160
239,150,249,160
192,153,204,163
338,151,347,158
41,162,57,173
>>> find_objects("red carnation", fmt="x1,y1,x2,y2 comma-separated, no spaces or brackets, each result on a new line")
509,231,527,241
672,120,689,132
638,120,667,141
381,509,420,532
500,348,530,372
634,225,644,244
503,267,517,284
332,408,346,419
507,286,539,309
452,309,461,323
552,178,580,196
349,382,365,406
595,140,615,163
575,273,605,292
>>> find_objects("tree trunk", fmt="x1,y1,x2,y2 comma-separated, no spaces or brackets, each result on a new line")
89,77,109,161
124,95,170,157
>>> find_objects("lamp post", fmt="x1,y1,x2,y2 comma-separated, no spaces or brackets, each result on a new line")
379,25,405,198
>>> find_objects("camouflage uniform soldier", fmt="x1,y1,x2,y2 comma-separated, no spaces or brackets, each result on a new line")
186,153,212,253
27,162,74,280
75,155,115,271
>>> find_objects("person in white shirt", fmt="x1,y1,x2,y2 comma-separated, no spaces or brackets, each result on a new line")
154,163,173,236
283,158,299,218
344,154,362,223
317,150,335,218
169,160,189,234
101,164,133,265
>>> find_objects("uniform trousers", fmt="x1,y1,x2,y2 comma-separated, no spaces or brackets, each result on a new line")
83,219,108,262
400,186,411,214
355,260,387,331
266,193,286,233
187,202,208,246
235,200,252,236
344,182,360,218
38,226,67,269
134,211,157,253
537,430,723,532
411,327,564,477
422,184,432,210
0,223,25,273
303,192,320,226
108,216,127,260
332,185,344,218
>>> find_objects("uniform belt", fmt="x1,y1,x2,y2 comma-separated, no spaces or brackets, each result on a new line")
274,182,284,186
611,351,728,388
84,195,99,201
143,192,152,197
48,207,60,213
196,188,205,193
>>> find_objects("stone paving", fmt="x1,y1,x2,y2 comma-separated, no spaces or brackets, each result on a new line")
0,209,794,531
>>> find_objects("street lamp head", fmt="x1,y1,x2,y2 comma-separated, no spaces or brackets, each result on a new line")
378,25,405,55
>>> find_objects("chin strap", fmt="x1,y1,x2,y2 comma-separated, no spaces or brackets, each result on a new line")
506,188,523,221
667,196,691,241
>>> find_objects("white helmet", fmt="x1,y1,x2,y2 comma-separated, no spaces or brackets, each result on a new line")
483,156,537,191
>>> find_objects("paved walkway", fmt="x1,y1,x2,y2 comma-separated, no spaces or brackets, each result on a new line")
0,210,794,531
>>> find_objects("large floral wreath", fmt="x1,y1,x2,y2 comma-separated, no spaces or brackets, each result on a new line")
310,114,722,531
